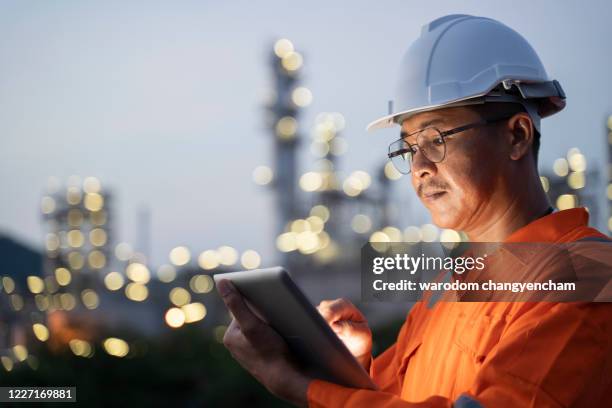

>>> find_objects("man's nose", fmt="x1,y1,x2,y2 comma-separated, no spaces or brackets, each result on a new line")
411,150,437,179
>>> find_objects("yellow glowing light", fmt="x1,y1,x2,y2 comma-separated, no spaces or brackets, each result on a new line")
35,294,49,311
540,176,550,192
1,356,13,372
89,228,107,246
343,176,363,197
213,326,227,343
296,231,319,254
104,271,124,291
567,172,585,189
103,338,129,358
299,172,323,192
69,339,93,357
276,232,298,252
291,87,313,107
315,158,334,172
59,293,76,310
46,233,60,251
27,276,44,294
291,219,310,233
421,224,439,242
84,193,104,211
190,275,214,294
310,141,330,157
182,302,207,323
26,355,38,370
10,294,23,311
68,251,84,270
41,196,56,214
553,158,569,177
330,136,348,156
306,215,324,233
90,210,107,226
126,263,150,283
66,187,82,205
276,116,298,140
169,287,191,306
607,184,612,200
317,231,330,249
32,323,49,342
369,231,390,253
67,209,84,227
369,231,390,243
81,289,99,309
125,283,148,302
382,226,402,242
198,250,220,270
252,165,274,185
55,267,72,286
281,51,303,71
567,152,586,172
115,242,133,261
329,112,345,130
88,250,106,269
352,171,371,189
314,122,335,142
608,217,612,232
241,250,261,269
13,345,28,362
157,264,177,282
218,246,238,266
165,307,185,328
83,176,101,193
169,246,191,266
2,276,15,293
351,214,372,234
556,194,577,210
310,205,330,223
274,38,294,58
403,226,422,242
440,229,461,243
44,276,58,293
384,161,402,180
67,230,84,248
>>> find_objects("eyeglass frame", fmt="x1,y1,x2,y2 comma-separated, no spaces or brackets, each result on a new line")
387,116,513,173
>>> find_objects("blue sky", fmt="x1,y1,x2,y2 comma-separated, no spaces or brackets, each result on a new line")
1,0,611,265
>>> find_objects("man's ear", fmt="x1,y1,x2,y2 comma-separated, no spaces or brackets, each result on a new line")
507,112,534,161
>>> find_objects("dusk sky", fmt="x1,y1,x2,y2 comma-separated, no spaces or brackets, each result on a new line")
2,0,611,266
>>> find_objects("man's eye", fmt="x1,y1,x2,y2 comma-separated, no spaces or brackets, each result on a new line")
433,137,444,146
409,145,418,154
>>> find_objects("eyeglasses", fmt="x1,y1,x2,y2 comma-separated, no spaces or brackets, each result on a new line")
387,117,512,174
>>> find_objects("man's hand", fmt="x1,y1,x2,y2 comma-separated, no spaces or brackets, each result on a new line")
216,279,311,407
317,298,372,371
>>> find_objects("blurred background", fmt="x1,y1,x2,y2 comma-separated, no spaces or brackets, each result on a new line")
1,1,612,406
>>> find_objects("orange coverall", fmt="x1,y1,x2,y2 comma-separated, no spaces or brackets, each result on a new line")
307,208,612,407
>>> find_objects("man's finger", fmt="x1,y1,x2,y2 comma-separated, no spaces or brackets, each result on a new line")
318,298,362,323
216,279,263,337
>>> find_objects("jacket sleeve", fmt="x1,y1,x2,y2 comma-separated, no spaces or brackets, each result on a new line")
307,303,611,408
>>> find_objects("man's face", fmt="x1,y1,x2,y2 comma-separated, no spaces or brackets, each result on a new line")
401,106,505,230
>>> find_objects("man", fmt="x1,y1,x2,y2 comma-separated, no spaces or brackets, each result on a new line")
216,15,612,407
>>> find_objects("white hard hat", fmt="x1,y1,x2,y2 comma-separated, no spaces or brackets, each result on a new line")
367,14,566,133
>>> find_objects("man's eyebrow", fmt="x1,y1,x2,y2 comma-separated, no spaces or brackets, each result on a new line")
400,118,446,139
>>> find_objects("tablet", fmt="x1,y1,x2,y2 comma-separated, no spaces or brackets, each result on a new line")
213,267,377,390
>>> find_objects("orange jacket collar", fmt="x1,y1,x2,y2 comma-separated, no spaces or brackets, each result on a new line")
505,208,589,243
